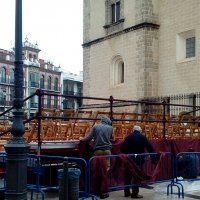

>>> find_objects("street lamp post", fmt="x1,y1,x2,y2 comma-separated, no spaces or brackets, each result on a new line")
3,89,6,121
4,1,30,199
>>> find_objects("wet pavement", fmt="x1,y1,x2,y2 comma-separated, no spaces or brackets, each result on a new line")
27,183,200,200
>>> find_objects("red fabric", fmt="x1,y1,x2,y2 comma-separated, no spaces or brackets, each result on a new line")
79,138,200,194
118,154,152,181
91,156,108,195
150,152,168,181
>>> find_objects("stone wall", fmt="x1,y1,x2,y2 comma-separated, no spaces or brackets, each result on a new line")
158,0,200,95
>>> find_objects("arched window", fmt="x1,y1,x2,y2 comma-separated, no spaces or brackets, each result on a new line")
111,55,124,86
10,69,14,84
47,76,51,90
29,53,33,61
1,68,6,83
54,78,58,91
40,75,44,89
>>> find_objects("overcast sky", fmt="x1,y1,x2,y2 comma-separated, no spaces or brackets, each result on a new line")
0,0,83,74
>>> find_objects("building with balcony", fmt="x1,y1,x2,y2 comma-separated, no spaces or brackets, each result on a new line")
0,37,83,119
61,71,83,111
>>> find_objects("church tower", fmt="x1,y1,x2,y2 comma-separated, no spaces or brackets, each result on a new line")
83,0,159,105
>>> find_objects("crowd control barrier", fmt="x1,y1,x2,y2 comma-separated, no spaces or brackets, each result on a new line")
0,153,6,199
168,152,200,198
27,155,91,200
87,152,174,196
3,151,200,199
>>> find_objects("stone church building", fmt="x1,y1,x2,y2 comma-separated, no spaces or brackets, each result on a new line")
82,0,200,113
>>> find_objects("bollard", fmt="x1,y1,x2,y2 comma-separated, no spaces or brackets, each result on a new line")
58,157,68,200
58,169,64,200
58,158,81,200
68,168,81,200
63,157,68,200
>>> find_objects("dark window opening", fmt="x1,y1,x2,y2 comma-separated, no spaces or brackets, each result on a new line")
111,2,120,23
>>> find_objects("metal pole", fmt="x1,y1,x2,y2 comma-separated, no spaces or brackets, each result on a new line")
162,100,166,139
4,1,30,199
109,95,114,124
63,157,68,200
3,90,6,121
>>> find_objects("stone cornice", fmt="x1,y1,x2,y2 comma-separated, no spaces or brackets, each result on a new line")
82,22,160,48
80,101,137,109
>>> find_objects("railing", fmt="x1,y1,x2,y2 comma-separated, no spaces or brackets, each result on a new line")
0,152,194,199
0,78,27,86
145,92,200,116
63,90,82,96
30,103,38,108
39,84,60,92
1,89,200,140
29,82,39,88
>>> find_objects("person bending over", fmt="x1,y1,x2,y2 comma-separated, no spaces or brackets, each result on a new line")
178,147,199,179
120,125,155,199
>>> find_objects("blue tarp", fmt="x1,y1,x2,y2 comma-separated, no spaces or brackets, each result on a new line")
58,168,81,179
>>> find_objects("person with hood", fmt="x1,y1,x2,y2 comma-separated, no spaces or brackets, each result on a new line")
80,115,113,199
120,125,155,199
178,147,199,179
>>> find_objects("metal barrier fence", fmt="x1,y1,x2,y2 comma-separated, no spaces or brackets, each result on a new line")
1,152,200,199
0,152,6,194
87,152,174,196
27,154,99,200
168,152,200,198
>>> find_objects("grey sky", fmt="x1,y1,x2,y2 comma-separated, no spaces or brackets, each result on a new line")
0,0,83,74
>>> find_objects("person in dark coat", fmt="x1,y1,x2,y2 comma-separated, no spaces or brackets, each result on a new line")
178,147,199,179
120,125,155,199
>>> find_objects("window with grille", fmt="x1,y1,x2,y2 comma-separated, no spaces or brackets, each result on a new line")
176,29,195,62
186,37,195,58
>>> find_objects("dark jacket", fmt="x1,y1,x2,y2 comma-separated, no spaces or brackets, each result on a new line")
120,130,154,166
178,154,199,179
80,115,113,151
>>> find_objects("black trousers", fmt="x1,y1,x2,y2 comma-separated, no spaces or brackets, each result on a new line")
124,170,140,196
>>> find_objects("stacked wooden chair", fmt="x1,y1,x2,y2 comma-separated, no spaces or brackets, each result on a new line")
73,110,93,139
55,109,75,140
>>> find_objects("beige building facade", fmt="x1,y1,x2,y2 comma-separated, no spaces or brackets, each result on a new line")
83,0,200,111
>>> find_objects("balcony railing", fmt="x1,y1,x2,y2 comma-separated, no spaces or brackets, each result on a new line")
39,84,60,92
0,99,5,106
30,103,38,108
0,78,27,86
29,82,39,88
63,90,82,96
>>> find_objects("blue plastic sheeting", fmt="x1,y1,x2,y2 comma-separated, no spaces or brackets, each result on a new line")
58,168,81,179
68,168,81,179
